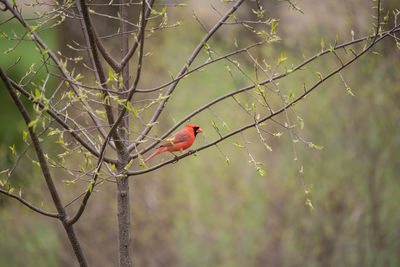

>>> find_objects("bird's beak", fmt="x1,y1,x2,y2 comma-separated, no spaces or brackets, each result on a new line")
197,128,203,133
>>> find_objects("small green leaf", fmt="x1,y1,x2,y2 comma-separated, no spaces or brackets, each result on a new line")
3,47,14,54
233,142,244,148
348,47,356,55
55,135,66,146
29,63,36,73
146,121,159,127
256,167,266,176
345,87,355,96
32,160,41,167
95,110,106,118
372,51,383,56
297,116,304,130
243,23,254,31
28,119,38,128
87,180,95,193
125,101,131,111
305,184,313,195
202,42,210,49
138,156,148,169
48,128,61,136
278,54,288,63
124,159,134,170
110,164,116,171
299,165,304,174
35,89,41,98
225,157,230,167
0,168,8,175
62,180,76,185
9,144,16,154
383,11,389,22
263,143,272,152
308,142,323,150
305,198,314,212
131,106,138,118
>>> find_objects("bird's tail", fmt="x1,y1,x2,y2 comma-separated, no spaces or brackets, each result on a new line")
144,149,163,162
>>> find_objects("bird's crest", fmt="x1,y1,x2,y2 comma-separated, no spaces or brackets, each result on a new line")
185,124,200,128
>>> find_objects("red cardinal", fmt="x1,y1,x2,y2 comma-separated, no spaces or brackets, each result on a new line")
144,124,203,162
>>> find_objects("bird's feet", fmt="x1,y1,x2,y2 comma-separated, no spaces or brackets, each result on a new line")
172,155,179,164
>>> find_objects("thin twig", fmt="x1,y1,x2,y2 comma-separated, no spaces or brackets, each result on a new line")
118,0,155,71
77,0,117,145
0,188,59,218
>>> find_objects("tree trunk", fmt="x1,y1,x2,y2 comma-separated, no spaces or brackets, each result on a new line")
63,223,89,267
116,173,132,267
117,1,132,266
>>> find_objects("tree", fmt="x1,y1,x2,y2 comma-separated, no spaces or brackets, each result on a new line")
0,0,399,266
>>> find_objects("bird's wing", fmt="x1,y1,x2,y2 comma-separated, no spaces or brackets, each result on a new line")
159,130,190,147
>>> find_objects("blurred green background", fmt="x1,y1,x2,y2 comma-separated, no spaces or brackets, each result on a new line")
1,0,400,266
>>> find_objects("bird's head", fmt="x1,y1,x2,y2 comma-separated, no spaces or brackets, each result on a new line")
185,124,203,137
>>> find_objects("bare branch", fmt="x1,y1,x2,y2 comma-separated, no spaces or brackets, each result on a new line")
76,0,117,142
92,26,120,72
135,40,267,93
0,188,59,218
373,0,382,43
118,0,155,71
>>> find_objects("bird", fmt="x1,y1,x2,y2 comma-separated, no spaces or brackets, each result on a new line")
144,124,203,162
